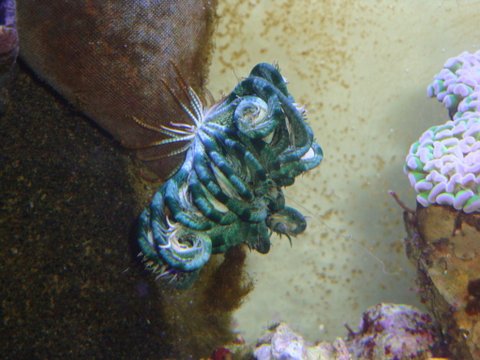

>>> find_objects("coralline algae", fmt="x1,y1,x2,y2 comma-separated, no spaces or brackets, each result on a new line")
0,0,18,70
0,0,18,112
252,303,438,360
346,303,438,360
405,50,480,213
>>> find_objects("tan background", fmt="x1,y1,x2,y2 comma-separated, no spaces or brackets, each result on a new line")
206,0,480,342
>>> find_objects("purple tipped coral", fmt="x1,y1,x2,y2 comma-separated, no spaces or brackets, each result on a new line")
405,51,480,214
427,50,480,119
405,115,480,213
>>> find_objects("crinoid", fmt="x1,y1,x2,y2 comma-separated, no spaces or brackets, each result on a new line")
130,63,212,172
137,63,323,287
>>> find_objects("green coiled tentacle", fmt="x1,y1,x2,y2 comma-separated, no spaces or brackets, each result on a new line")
137,63,323,287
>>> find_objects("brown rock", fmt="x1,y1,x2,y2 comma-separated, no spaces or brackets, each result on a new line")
404,204,480,359
16,0,217,179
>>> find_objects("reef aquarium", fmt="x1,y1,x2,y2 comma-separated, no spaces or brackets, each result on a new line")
2,0,480,359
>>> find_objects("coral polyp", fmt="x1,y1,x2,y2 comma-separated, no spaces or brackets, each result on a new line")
405,51,480,214
137,63,323,286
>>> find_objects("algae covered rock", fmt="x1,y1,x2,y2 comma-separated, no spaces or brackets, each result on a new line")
252,304,438,360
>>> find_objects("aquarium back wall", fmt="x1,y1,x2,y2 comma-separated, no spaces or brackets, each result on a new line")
207,0,480,342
